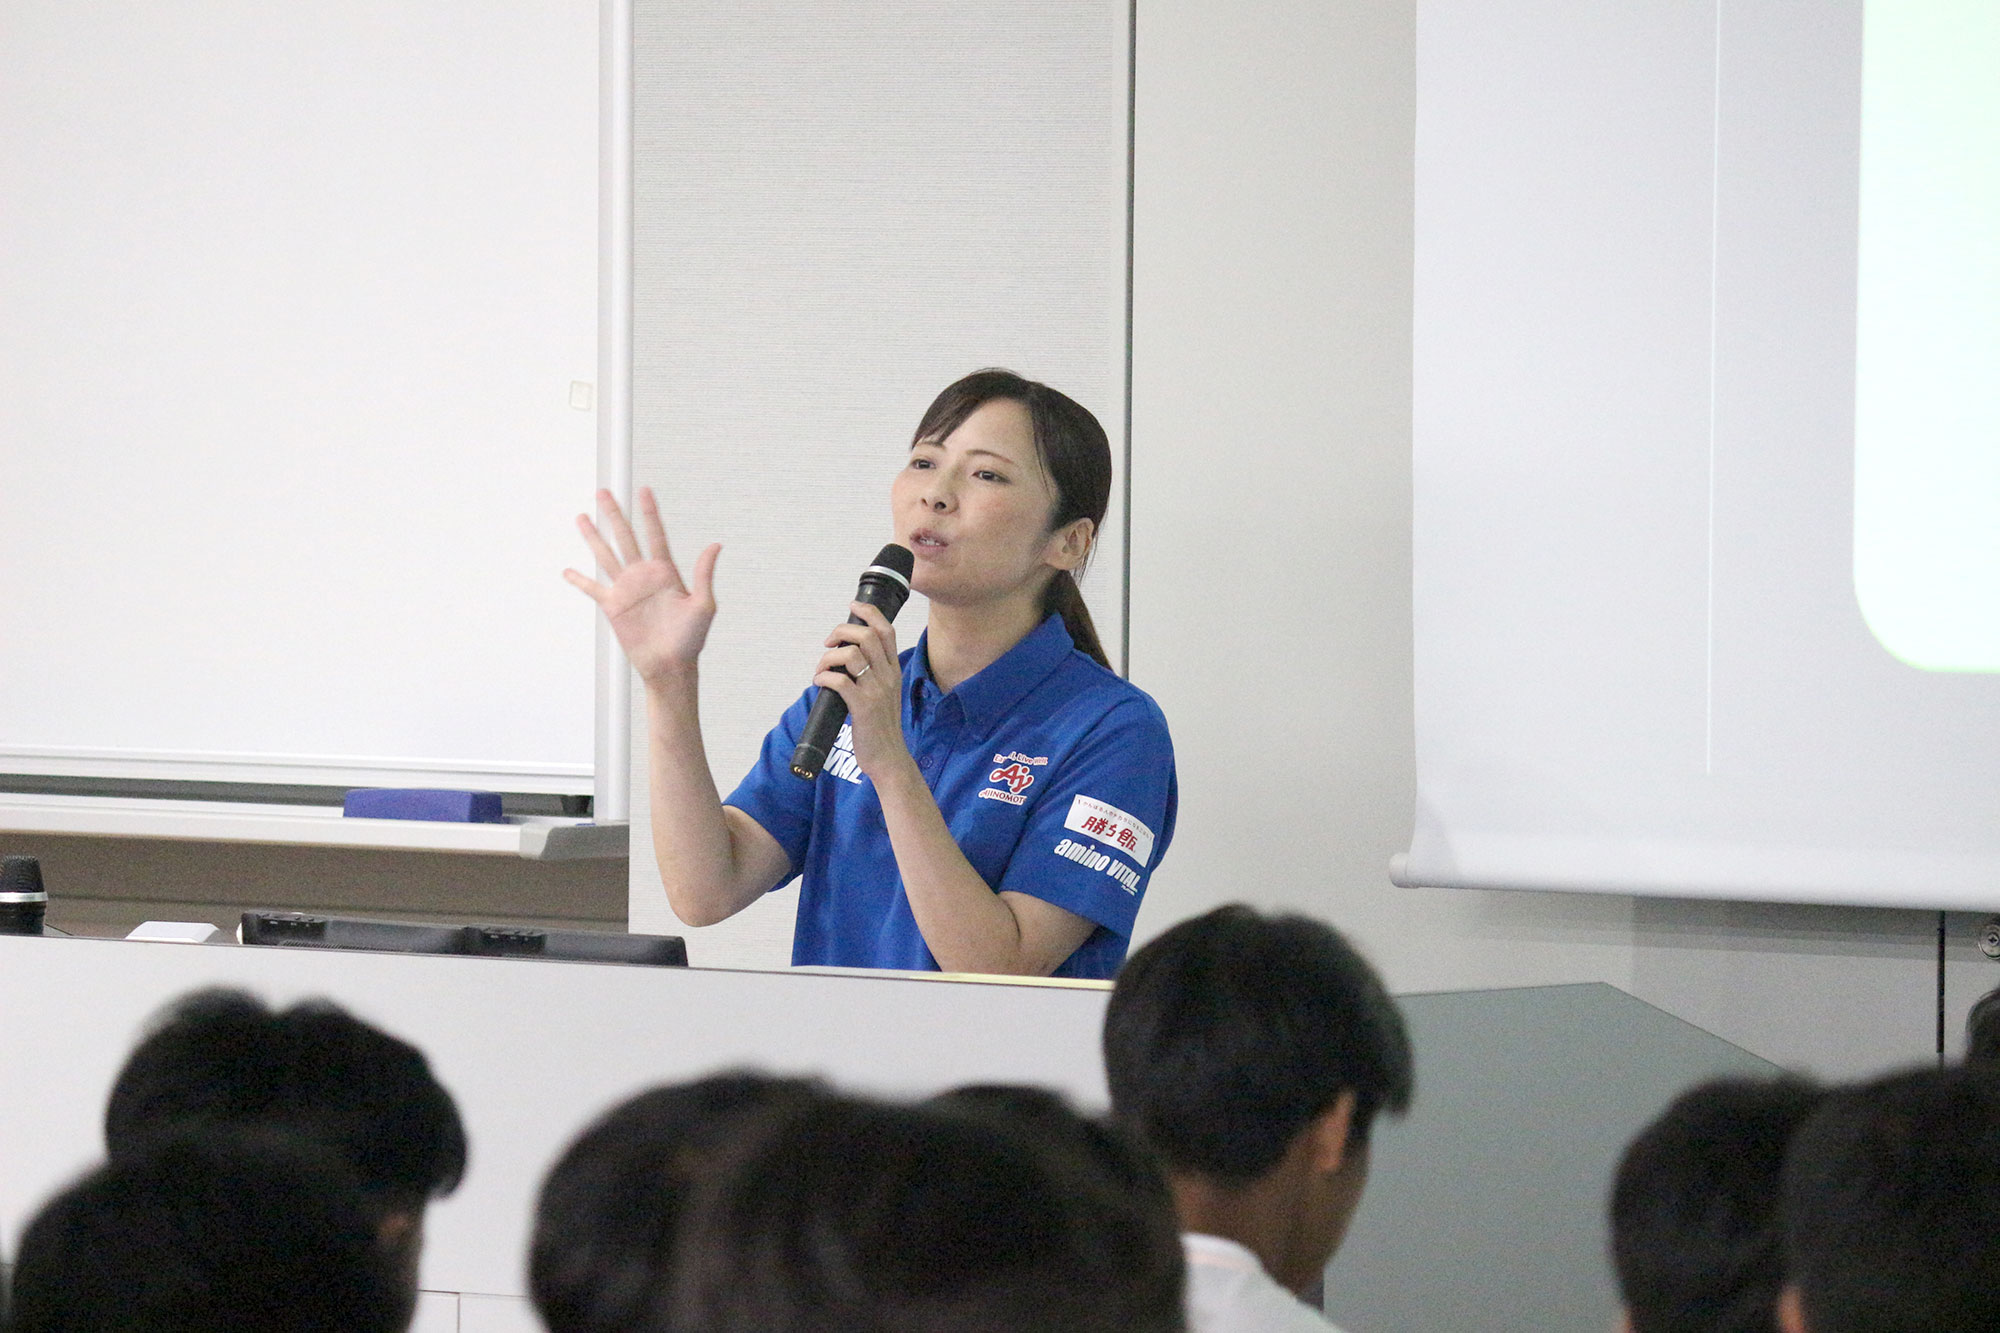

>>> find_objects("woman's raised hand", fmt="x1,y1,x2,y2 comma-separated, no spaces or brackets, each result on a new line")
564,487,720,685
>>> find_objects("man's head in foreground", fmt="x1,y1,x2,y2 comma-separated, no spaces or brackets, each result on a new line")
530,1072,830,1333
1778,1063,2000,1333
665,1093,1186,1333
102,987,466,1277
1102,904,1413,1293
1610,1075,1826,1333
9,1128,414,1333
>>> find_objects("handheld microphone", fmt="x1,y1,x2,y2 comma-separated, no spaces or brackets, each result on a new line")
790,544,916,780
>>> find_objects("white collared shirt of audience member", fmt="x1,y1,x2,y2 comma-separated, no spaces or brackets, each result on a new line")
1182,1233,1349,1333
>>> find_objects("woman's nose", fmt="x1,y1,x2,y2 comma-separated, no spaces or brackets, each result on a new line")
921,478,955,512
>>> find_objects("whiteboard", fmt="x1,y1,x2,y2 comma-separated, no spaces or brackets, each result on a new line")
0,1,621,798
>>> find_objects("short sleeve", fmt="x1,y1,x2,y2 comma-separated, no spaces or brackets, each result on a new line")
722,687,819,887
996,694,1178,941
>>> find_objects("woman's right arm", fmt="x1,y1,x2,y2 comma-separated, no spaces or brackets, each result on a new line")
564,487,791,926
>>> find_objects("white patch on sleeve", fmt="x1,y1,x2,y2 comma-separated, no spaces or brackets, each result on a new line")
1063,794,1156,867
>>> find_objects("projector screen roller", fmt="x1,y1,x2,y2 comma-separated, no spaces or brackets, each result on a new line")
1400,0,2000,909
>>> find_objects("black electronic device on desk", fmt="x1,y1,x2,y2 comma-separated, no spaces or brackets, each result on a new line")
240,912,688,968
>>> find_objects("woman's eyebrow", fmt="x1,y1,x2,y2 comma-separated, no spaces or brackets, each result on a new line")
909,439,1022,467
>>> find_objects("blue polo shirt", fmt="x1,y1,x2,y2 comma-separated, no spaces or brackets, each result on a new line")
724,613,1177,979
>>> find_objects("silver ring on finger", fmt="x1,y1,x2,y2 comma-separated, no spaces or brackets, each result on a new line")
854,663,870,679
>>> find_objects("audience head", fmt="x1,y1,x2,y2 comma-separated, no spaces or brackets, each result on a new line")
8,1128,414,1333
667,1094,1185,1333
529,1072,830,1333
1102,905,1412,1290
927,1083,1185,1329
1964,985,2000,1064
103,988,466,1268
1610,1075,1826,1333
1778,1063,2000,1333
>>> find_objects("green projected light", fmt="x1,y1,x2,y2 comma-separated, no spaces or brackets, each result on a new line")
1854,1,2000,672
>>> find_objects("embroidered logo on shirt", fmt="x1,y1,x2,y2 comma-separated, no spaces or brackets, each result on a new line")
1063,794,1155,867
990,762,1036,796
977,751,1049,806
823,722,865,786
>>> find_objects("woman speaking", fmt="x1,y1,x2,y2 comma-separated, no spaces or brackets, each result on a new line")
567,370,1176,978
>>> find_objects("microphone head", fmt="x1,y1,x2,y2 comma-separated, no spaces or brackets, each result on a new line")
1,854,44,899
857,544,915,620
872,543,915,580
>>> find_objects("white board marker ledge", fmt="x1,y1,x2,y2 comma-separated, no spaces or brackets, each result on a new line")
0,793,628,861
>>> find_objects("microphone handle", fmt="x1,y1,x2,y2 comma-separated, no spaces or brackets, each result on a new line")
789,609,870,780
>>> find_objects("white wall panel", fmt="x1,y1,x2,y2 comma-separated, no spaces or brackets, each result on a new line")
1126,0,1639,997
627,1,1131,965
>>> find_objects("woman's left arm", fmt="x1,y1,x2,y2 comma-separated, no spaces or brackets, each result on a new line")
818,606,1096,976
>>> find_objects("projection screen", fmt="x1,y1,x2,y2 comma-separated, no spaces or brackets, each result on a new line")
1397,0,2000,909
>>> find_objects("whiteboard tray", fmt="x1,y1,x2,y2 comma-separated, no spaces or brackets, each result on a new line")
0,793,626,861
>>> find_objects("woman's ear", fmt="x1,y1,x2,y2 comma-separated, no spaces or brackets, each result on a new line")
1044,517,1095,573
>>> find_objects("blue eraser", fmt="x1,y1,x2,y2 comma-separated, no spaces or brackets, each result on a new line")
342,789,506,824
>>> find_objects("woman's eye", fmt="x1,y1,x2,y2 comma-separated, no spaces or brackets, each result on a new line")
909,457,933,470
975,469,1006,483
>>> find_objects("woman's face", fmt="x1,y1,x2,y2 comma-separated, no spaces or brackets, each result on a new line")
891,397,1089,608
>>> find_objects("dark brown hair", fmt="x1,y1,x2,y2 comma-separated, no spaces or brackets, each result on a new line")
911,369,1114,669
665,1096,1183,1333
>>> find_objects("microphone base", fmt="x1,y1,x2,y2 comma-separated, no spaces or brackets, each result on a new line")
788,743,830,781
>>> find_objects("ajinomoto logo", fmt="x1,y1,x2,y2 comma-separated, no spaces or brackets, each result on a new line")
990,762,1035,797
977,750,1048,806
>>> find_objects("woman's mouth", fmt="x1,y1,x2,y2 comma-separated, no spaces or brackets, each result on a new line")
910,529,949,554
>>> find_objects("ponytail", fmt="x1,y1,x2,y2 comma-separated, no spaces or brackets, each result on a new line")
1044,569,1112,671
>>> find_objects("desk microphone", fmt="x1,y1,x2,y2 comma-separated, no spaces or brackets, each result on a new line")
790,544,915,780
1,855,47,936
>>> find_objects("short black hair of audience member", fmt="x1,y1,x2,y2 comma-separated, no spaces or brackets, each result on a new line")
1610,1075,1826,1333
666,1095,1186,1333
103,987,467,1215
927,1083,1185,1330
1102,905,1414,1182
1778,1063,2000,1333
1964,984,2000,1064
529,1072,830,1333
8,1128,414,1333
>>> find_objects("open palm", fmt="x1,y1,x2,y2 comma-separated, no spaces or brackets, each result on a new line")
563,487,721,685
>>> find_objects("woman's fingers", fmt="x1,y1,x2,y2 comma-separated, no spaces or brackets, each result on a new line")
846,603,898,661
574,512,624,578
560,566,608,604
814,641,872,680
689,541,722,605
822,619,893,677
597,489,645,567
635,486,684,581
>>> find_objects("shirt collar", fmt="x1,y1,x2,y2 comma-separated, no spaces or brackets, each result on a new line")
906,613,1075,727
1180,1233,1267,1273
